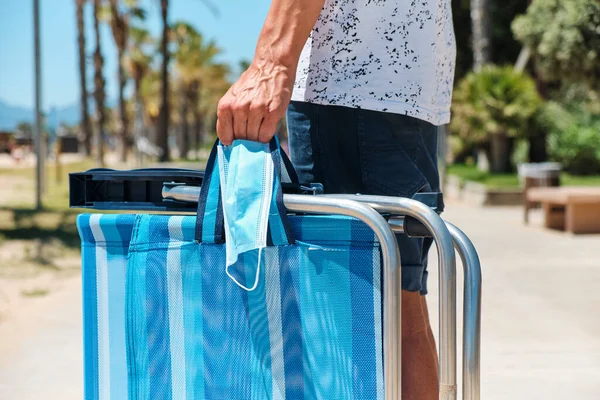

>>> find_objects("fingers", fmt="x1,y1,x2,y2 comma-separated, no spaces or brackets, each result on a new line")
258,99,286,142
246,102,266,142
216,63,293,144
216,117,233,145
258,114,278,143
232,108,248,141
216,97,234,145
218,96,285,144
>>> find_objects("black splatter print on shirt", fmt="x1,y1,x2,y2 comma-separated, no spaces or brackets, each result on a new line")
292,0,456,126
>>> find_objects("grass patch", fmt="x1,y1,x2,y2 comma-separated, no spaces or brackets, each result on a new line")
0,160,93,179
447,164,520,189
0,159,95,212
0,159,97,270
562,174,600,186
448,164,600,189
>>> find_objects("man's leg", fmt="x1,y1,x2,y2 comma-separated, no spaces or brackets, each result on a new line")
402,291,439,400
421,292,440,372
287,101,440,398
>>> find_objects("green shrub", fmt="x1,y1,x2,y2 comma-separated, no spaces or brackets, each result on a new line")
512,0,600,92
451,65,541,144
540,102,600,175
450,65,542,173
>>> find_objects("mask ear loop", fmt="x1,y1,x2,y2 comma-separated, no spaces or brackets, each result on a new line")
225,248,263,292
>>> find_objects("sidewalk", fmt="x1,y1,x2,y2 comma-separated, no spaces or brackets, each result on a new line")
0,202,599,399
427,202,600,399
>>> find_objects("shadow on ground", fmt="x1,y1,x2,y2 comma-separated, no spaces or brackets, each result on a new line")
0,207,80,271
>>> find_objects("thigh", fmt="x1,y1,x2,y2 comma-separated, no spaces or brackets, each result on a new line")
357,109,440,196
286,101,320,186
356,110,440,294
288,102,440,196
287,101,440,294
287,101,363,193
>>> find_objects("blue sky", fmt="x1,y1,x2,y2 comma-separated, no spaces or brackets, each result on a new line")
0,0,271,110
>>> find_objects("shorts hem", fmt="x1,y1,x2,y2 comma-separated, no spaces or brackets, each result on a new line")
401,264,427,295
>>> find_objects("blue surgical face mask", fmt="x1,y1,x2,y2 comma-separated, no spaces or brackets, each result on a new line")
218,140,275,291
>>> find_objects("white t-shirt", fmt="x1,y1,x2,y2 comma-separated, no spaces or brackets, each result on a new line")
292,0,456,126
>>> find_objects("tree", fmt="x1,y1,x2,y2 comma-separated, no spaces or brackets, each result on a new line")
198,63,230,141
172,22,223,158
512,0,600,93
124,24,152,150
452,0,529,81
470,0,491,70
238,59,251,75
450,65,542,173
75,0,92,156
155,0,171,162
93,0,106,166
140,68,162,140
126,26,152,99
154,0,220,162
16,122,33,138
105,0,146,162
538,102,600,175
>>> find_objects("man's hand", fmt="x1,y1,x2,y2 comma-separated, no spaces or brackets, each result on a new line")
216,0,326,145
216,60,295,145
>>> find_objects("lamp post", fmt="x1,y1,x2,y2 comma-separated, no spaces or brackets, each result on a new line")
33,0,44,210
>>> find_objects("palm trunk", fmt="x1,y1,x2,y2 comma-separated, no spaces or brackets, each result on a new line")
76,0,92,156
193,108,202,159
109,0,130,163
117,47,129,162
471,0,491,70
489,133,512,173
178,89,189,159
93,0,106,167
133,77,144,166
156,0,170,162
134,78,144,137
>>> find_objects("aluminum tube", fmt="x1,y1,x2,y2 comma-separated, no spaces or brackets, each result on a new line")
163,185,457,399
284,195,402,399
391,216,482,400
163,186,402,399
446,222,481,400
323,194,457,400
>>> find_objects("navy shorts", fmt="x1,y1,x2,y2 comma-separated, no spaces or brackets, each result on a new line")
286,101,440,295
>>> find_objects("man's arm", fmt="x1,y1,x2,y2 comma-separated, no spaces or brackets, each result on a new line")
217,0,326,144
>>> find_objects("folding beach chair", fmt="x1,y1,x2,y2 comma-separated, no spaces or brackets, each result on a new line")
71,139,481,400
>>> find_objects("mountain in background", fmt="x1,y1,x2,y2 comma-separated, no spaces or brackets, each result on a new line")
0,101,34,131
0,98,111,131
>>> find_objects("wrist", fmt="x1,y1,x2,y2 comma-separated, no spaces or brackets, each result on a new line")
250,49,298,82
253,40,300,71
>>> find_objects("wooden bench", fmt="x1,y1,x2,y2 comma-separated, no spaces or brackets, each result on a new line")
527,187,600,234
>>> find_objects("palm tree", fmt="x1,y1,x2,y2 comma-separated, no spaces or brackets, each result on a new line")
155,1,220,162
471,0,491,70
171,22,196,158
140,69,162,127
125,25,152,119
93,0,106,166
196,63,229,150
125,25,152,160
106,0,145,162
155,0,171,162
450,65,541,173
172,22,225,158
75,0,92,156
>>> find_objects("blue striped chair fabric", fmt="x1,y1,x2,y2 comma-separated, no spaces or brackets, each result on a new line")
78,212,384,400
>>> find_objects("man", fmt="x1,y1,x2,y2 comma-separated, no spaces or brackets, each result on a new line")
216,1,456,398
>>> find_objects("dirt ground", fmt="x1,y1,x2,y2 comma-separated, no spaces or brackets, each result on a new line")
0,156,84,325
